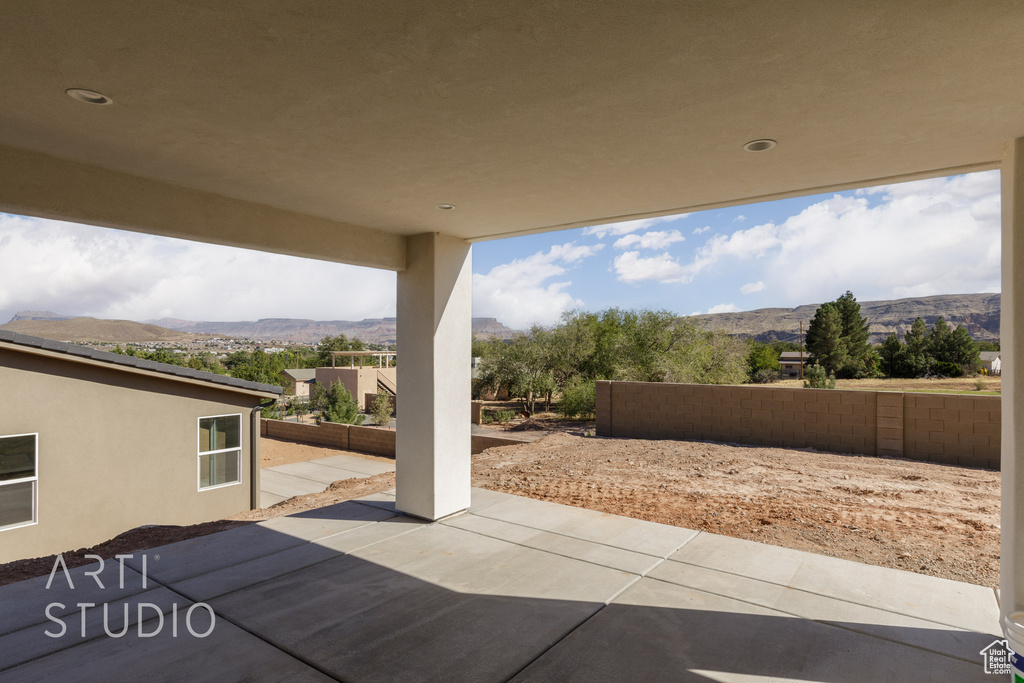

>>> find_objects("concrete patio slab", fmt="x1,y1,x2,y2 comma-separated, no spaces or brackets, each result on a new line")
473,493,698,557
258,468,330,499
257,499,398,542
121,523,308,584
257,451,396,508
0,488,1001,681
270,460,379,485
260,491,287,507
208,524,636,682
174,515,428,601
2,608,333,682
512,576,993,682
347,523,637,601
443,512,664,575
0,560,147,637
670,532,1000,635
0,586,184,670
310,453,395,476
648,557,996,664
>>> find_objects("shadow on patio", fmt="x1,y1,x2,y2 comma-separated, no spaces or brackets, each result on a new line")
0,490,1000,682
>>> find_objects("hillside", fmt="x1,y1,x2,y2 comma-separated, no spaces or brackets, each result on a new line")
0,317,211,343
3,313,520,345
148,316,519,344
692,293,1000,344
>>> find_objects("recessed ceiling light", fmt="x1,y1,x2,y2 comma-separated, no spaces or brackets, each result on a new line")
435,203,455,210
743,139,776,152
66,88,113,105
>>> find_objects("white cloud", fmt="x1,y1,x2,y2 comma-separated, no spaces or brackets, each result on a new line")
613,251,693,284
0,214,397,324
472,242,603,328
613,230,685,250
706,303,739,314
740,281,766,294
733,215,746,223
615,171,1001,304
692,226,711,235
582,213,688,239
614,220,781,285
761,172,1001,302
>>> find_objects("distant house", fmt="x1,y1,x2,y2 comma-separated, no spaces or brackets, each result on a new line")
315,351,397,411
0,330,280,563
279,368,316,398
779,351,814,378
980,351,1001,376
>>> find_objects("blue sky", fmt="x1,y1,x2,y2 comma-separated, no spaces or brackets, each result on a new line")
0,171,1001,329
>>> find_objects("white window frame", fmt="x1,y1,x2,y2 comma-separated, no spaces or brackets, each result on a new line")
0,432,38,532
197,414,242,491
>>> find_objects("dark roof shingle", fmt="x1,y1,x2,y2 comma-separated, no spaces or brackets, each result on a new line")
0,330,282,396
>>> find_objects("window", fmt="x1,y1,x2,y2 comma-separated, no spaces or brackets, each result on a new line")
198,415,241,490
0,433,37,530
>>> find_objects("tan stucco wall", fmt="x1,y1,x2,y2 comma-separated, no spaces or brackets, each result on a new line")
0,348,262,563
596,381,1000,469
315,367,396,409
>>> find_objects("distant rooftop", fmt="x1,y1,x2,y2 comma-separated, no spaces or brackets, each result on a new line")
279,368,316,382
980,351,1001,361
0,329,282,397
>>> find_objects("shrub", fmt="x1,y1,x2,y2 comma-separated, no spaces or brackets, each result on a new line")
933,361,963,378
492,410,515,425
751,368,780,384
371,393,394,428
261,401,284,420
313,380,365,425
803,364,836,389
558,380,596,419
974,377,987,391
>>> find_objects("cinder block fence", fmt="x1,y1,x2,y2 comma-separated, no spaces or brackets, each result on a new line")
260,418,526,458
595,381,1000,469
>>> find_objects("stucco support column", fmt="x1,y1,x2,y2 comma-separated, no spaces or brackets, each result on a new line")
395,233,472,520
1002,139,1024,649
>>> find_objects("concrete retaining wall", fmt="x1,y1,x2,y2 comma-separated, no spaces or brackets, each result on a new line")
595,381,999,469
260,419,525,458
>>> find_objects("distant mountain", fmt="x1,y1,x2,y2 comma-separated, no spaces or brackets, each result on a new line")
147,316,520,344
691,293,1000,344
4,312,521,345
0,317,211,343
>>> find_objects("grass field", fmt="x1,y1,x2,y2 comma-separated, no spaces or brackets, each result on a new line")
773,376,1000,395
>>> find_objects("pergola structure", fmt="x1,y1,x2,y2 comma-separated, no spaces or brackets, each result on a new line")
2,1,1023,650
329,351,395,369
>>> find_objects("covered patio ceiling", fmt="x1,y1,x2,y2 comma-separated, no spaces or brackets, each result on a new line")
0,2,1021,269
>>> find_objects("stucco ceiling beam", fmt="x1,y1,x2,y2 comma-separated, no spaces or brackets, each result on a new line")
0,144,406,271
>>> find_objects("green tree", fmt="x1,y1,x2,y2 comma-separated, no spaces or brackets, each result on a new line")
806,303,848,375
806,292,873,378
833,291,873,377
803,363,836,389
370,393,393,428
941,324,980,374
747,340,781,383
311,380,365,425
315,334,367,367
878,333,904,377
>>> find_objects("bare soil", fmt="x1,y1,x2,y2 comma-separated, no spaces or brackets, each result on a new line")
473,433,999,588
774,376,1001,394
261,437,394,468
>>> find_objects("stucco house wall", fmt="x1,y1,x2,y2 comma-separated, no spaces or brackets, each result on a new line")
0,338,278,563
315,367,397,410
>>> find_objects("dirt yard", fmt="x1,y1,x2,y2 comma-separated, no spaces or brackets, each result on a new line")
774,375,1001,394
473,433,999,588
